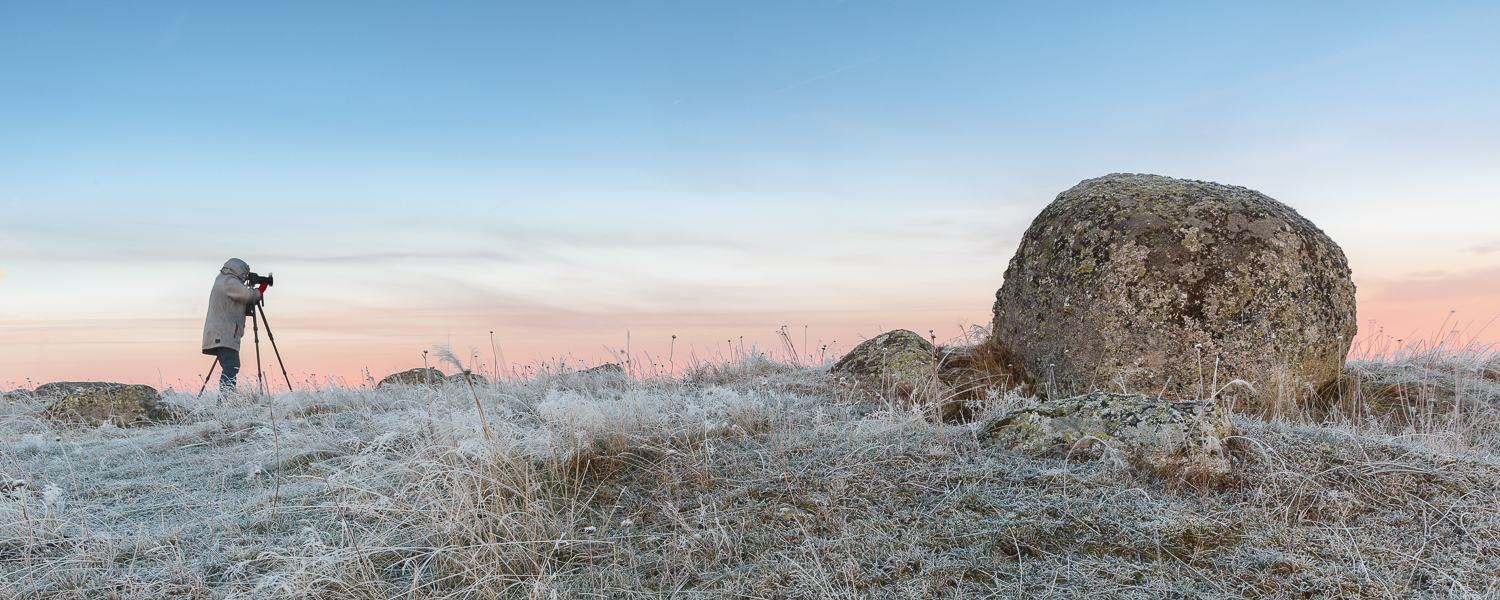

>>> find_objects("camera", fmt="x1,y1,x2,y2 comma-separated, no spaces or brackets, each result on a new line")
247,272,274,287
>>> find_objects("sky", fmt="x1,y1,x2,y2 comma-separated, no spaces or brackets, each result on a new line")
2,1,1498,389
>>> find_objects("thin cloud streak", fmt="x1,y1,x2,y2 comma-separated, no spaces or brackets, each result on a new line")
748,44,913,103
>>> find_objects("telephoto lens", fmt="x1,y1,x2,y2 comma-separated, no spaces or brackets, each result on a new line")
247,272,274,287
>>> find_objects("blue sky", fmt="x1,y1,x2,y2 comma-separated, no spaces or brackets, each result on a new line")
2,1,1498,385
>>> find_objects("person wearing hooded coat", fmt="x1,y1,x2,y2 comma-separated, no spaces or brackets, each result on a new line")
202,258,267,390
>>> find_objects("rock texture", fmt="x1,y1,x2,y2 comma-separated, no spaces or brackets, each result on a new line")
835,330,997,423
378,368,446,387
982,391,1233,481
446,372,488,386
833,330,936,394
991,173,1356,413
38,382,175,426
581,363,625,375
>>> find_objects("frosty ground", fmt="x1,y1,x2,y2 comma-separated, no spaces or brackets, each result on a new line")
3,342,1500,599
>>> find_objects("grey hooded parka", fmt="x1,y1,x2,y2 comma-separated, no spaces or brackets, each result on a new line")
202,258,263,354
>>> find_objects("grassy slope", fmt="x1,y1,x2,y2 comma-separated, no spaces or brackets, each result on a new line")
2,349,1499,599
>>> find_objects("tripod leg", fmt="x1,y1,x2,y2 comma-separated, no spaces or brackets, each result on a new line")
197,357,220,397
257,302,295,392
251,305,266,395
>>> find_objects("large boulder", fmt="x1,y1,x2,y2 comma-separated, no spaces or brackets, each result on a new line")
991,174,1356,414
37,382,175,426
378,368,446,387
981,391,1233,481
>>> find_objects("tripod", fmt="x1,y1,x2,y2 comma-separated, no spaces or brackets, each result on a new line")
251,301,294,393
197,299,293,396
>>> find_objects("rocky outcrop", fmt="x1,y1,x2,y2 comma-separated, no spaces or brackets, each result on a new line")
982,391,1232,482
37,382,176,426
378,368,446,387
991,173,1356,414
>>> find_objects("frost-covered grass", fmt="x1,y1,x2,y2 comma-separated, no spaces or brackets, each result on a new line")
2,348,1500,598
1332,332,1500,456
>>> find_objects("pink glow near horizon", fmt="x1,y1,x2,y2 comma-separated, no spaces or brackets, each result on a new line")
0,303,995,390
4,273,1494,391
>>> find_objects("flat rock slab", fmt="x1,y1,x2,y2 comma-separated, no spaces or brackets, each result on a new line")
982,391,1232,481
38,382,174,426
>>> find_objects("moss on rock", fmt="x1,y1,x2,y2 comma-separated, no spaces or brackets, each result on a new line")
445,372,488,386
990,173,1357,414
38,381,174,426
833,330,935,385
832,329,937,396
378,367,446,387
982,391,1233,481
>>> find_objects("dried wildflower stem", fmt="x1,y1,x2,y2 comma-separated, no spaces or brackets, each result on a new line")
930,330,948,445
267,391,281,514
462,369,494,444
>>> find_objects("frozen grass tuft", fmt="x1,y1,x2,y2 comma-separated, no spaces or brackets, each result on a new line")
2,346,1500,598
1329,331,1500,456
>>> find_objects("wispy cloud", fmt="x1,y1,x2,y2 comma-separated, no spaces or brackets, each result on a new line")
1467,240,1500,254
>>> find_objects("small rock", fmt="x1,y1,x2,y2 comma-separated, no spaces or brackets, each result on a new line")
581,363,625,375
445,372,488,386
37,382,176,426
982,391,1233,482
378,368,446,387
833,330,934,386
835,331,1012,423
263,449,345,474
834,329,948,415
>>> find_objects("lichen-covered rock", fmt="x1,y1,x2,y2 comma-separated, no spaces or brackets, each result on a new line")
832,330,936,392
581,363,624,375
378,368,446,387
982,391,1232,481
38,382,175,426
445,372,488,386
991,173,1356,413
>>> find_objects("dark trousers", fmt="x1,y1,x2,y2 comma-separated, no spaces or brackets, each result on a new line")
215,348,241,390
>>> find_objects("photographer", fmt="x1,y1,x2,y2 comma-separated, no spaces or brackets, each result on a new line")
201,258,267,391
